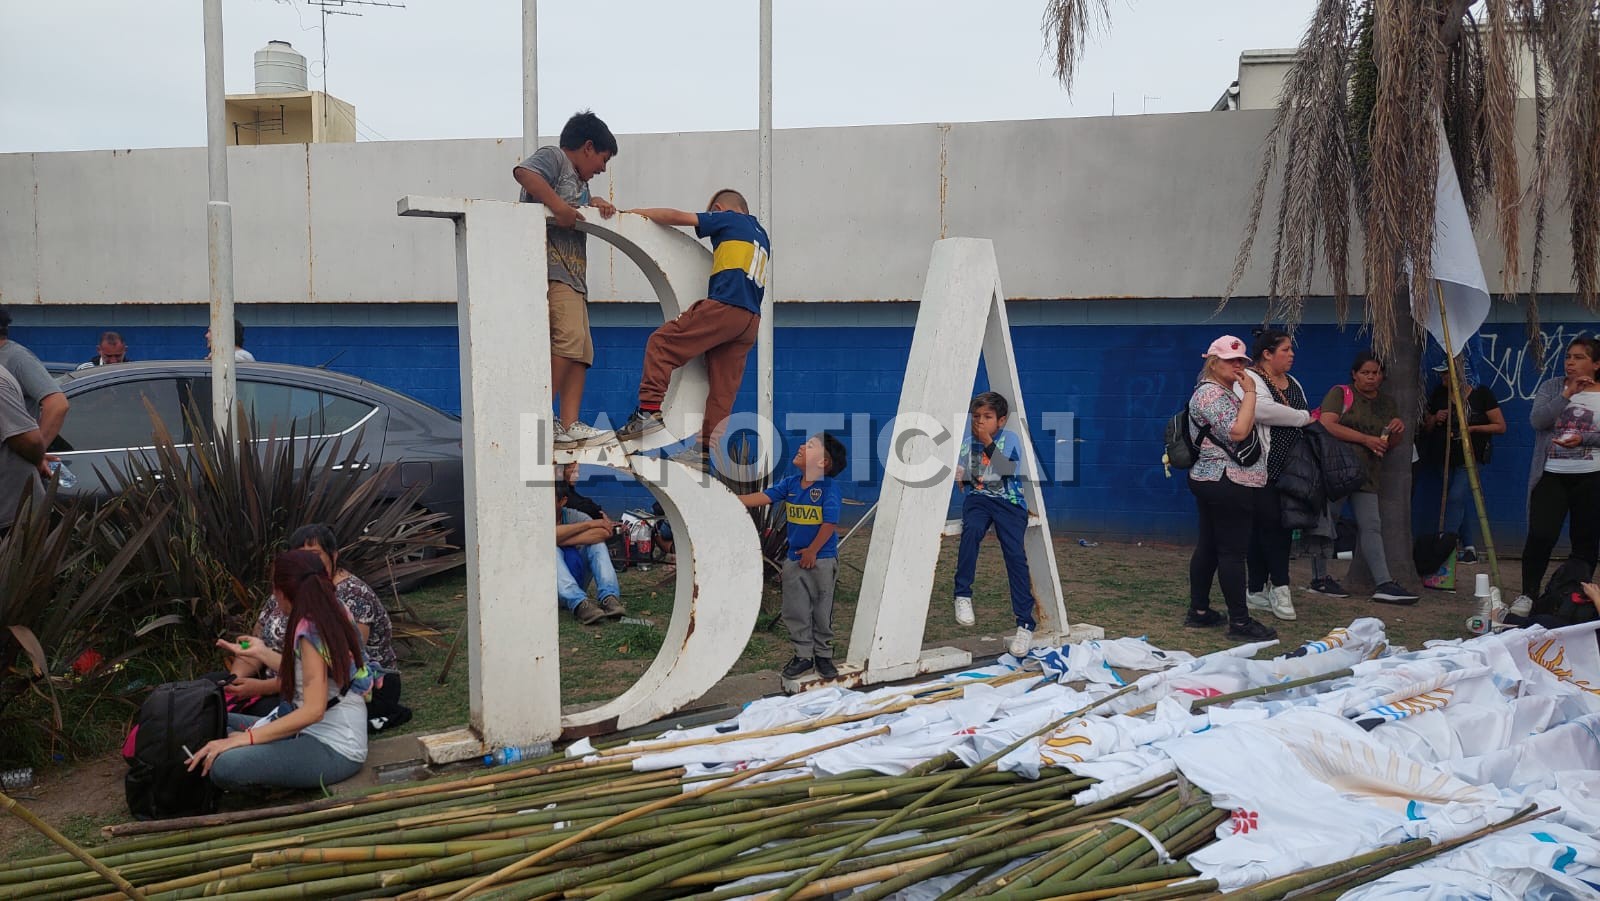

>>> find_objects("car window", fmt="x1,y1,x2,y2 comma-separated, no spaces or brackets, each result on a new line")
239,382,325,437
56,379,185,452
321,392,375,433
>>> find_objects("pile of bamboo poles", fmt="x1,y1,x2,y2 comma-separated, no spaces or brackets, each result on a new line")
0,753,1219,901
0,666,1535,899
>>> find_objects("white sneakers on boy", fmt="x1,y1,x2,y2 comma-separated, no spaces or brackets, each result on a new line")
1246,589,1272,614
556,421,615,449
1509,594,1534,617
1009,626,1034,658
953,596,975,626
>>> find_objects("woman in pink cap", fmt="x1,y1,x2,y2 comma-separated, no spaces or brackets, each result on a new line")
1184,335,1278,641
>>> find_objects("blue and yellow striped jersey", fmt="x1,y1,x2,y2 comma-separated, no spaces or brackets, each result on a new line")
696,211,771,315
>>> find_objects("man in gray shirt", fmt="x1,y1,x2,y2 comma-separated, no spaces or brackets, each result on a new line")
512,110,618,450
0,365,46,533
0,306,69,447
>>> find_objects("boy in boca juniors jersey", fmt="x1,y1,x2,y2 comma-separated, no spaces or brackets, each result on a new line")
739,433,848,681
616,189,771,470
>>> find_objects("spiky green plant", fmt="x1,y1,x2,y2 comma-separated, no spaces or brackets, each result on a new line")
98,404,464,660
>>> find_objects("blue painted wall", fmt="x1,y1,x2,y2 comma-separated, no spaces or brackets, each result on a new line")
12,302,1592,546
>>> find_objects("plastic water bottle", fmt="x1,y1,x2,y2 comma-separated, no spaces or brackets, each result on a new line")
1077,539,1099,548
48,461,77,489
1,768,34,792
484,741,554,767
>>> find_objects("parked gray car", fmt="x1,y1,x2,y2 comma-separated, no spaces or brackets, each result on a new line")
49,361,466,544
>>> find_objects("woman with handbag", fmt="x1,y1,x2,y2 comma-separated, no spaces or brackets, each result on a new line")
1184,335,1278,641
1316,352,1420,604
1241,329,1312,621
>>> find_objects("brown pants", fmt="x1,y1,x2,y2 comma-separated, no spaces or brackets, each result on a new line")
639,299,759,445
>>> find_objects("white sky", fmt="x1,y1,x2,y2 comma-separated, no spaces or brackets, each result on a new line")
0,1,1317,153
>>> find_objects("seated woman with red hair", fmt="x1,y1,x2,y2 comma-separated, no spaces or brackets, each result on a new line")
187,549,373,790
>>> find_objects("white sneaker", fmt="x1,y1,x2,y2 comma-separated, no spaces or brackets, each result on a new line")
1509,594,1534,617
1246,589,1272,613
557,420,615,448
1009,626,1034,657
953,596,975,626
1267,585,1297,621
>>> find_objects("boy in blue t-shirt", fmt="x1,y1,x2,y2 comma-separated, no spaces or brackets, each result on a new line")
615,189,771,469
952,392,1038,658
739,432,847,680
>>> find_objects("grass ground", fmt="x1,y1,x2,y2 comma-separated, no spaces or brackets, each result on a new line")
1,531,1487,858
395,529,1484,728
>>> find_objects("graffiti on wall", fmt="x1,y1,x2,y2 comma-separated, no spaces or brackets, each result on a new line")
1477,324,1592,402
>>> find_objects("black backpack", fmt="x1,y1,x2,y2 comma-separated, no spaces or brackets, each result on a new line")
1163,404,1261,473
1540,558,1596,620
124,678,228,820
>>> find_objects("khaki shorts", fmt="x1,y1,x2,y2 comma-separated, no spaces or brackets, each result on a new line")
547,281,593,365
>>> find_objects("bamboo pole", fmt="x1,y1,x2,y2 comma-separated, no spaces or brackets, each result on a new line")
442,725,891,899
0,791,149,901
1436,284,1501,589
1189,668,1355,710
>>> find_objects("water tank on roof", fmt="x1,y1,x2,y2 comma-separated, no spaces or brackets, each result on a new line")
254,41,308,93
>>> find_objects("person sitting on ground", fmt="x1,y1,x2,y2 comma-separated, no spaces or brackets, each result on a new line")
1316,352,1419,605
1419,348,1504,566
556,482,626,624
1183,337,1278,642
615,189,770,472
76,331,129,369
1515,335,1600,618
739,432,847,680
190,549,373,791
950,391,1045,656
226,525,410,732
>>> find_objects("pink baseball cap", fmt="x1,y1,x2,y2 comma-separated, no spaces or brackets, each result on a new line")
1203,335,1251,361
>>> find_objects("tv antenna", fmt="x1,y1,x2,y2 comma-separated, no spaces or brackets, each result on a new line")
305,0,405,137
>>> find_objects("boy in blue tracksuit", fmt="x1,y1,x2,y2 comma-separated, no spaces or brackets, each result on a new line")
952,391,1037,657
740,433,847,680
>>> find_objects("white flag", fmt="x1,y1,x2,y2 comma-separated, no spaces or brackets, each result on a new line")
1413,122,1492,356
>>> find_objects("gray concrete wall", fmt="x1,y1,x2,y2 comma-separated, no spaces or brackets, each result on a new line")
0,108,1570,307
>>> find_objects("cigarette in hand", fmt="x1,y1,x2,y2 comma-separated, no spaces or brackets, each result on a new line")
183,745,196,763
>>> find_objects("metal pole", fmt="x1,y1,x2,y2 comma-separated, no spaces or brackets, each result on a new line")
203,0,236,436
522,0,539,158
757,0,774,469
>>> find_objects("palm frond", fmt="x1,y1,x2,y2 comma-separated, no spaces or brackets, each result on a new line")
1042,0,1110,90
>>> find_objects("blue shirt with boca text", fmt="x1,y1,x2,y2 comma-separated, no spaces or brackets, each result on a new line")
764,474,841,560
696,211,770,315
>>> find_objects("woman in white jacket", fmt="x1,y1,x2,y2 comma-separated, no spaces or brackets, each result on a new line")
1236,330,1312,621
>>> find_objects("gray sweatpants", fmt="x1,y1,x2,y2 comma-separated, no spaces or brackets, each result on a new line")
1348,491,1392,585
781,558,837,659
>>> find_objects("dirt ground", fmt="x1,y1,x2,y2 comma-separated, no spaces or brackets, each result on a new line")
0,536,1492,858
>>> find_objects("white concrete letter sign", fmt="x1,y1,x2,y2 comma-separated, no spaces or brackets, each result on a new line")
401,198,1072,747
400,196,760,745
844,238,1069,684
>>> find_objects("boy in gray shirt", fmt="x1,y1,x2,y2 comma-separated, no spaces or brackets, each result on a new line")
512,111,619,450
0,306,69,446
0,366,46,532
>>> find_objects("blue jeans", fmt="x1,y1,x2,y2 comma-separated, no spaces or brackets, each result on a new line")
557,541,621,611
208,713,363,791
954,493,1036,629
1442,468,1477,548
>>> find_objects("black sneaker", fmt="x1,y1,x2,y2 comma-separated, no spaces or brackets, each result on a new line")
1184,608,1224,628
1308,577,1351,598
814,657,838,679
1372,582,1421,605
1458,547,1478,564
616,409,665,442
781,656,814,679
1227,618,1279,641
